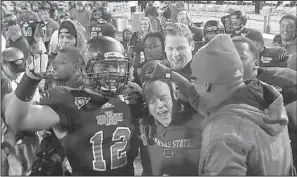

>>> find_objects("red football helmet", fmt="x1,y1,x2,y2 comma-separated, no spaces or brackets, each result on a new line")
82,36,130,96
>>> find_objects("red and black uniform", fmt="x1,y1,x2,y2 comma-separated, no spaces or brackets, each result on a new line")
38,83,147,175
259,46,289,68
87,22,116,39
139,101,204,175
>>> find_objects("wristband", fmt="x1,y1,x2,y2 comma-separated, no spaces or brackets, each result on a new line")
15,73,41,102
165,68,172,80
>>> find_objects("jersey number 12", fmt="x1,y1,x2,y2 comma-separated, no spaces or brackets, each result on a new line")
90,127,131,171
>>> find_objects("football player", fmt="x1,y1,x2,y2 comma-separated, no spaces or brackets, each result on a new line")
221,10,252,38
87,6,116,39
194,20,225,53
5,36,147,176
1,47,26,175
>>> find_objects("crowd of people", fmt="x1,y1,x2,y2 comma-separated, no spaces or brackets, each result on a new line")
1,1,297,176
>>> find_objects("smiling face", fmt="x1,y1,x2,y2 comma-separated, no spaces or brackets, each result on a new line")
280,18,296,42
146,81,173,127
165,35,193,71
140,19,150,32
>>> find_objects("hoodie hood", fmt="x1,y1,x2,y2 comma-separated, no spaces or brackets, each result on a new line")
204,79,288,136
60,20,87,49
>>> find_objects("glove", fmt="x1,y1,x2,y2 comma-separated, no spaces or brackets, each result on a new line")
26,39,49,80
26,54,49,80
140,60,168,83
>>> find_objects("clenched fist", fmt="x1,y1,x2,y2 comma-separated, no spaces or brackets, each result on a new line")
140,60,169,83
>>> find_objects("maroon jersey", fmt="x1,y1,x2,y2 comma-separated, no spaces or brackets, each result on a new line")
87,22,116,39
38,83,146,175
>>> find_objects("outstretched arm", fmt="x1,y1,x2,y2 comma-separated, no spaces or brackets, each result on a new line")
5,54,60,131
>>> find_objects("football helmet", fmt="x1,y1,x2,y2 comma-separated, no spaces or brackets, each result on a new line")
91,7,112,23
204,20,225,42
82,36,130,96
221,10,247,34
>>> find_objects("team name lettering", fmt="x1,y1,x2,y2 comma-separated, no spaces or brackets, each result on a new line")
96,111,123,126
153,138,191,148
92,27,101,31
261,56,273,63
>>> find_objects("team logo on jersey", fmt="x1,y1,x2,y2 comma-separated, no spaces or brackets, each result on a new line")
101,102,114,109
261,56,273,63
92,26,101,32
119,94,130,104
96,110,123,126
163,148,173,158
74,97,91,109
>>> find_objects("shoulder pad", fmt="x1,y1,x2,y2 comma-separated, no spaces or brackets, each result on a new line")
38,86,77,107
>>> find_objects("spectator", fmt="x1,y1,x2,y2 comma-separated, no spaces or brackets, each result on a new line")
134,32,169,85
34,8,59,51
71,2,91,31
87,7,116,39
49,20,87,57
273,14,297,56
177,11,203,42
2,14,30,61
232,36,297,168
164,23,194,79
18,9,39,46
138,1,147,12
160,5,173,30
145,6,162,32
120,27,133,56
1,3,7,20
191,34,295,175
68,1,76,17
246,30,289,68
138,17,154,39
139,79,204,175
164,1,185,23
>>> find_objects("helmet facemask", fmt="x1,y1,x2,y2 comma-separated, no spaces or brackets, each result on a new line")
83,52,130,97
204,26,225,42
